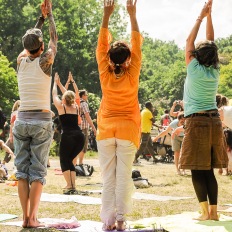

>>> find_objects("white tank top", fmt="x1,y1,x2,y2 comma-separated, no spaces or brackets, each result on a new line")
222,106,232,129
17,57,51,111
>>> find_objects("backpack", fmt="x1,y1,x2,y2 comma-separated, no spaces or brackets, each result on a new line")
132,170,151,188
132,170,142,179
0,110,6,130
75,164,94,176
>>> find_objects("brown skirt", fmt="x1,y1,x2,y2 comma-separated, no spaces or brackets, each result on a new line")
179,116,228,170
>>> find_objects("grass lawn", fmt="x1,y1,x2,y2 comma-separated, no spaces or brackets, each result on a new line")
0,151,232,231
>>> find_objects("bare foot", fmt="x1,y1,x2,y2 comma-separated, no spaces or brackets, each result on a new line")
116,221,126,231
193,213,209,221
27,219,45,228
210,213,219,221
177,170,182,175
102,223,116,231
22,218,28,228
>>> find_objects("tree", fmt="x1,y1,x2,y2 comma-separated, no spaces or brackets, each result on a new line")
218,60,232,98
0,52,19,117
139,34,185,109
0,0,127,96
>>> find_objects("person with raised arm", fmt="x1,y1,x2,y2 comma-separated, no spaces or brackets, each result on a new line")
96,0,142,230
13,0,57,228
179,0,227,221
52,73,85,194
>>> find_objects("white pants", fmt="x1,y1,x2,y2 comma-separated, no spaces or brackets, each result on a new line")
97,138,136,226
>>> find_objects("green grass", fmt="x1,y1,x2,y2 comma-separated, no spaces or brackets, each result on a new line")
1,157,232,231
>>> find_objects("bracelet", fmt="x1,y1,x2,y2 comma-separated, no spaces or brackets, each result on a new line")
39,15,45,22
196,17,202,22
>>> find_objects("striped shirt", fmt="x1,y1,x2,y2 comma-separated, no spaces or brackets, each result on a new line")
80,100,89,130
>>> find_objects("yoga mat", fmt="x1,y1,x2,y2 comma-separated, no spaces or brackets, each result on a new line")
0,214,17,222
1,219,102,231
0,219,156,231
2,213,232,231
129,212,232,232
218,207,232,213
12,193,102,205
132,192,193,201
89,190,193,202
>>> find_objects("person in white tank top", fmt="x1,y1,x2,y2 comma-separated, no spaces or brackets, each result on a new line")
14,0,57,228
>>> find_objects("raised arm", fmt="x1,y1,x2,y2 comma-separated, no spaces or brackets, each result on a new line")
40,0,58,76
56,74,67,95
206,0,214,41
69,72,80,97
64,73,71,90
52,73,62,110
17,0,49,65
127,0,139,32
34,1,49,29
102,0,114,29
185,0,211,65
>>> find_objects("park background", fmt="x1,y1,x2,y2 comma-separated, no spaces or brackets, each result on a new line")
0,1,232,231
0,0,231,120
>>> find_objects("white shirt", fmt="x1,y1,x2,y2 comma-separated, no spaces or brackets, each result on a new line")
222,106,232,129
17,57,51,111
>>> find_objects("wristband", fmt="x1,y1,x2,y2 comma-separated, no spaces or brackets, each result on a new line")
39,15,45,22
196,17,202,22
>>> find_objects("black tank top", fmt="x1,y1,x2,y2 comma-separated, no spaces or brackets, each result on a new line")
59,105,80,131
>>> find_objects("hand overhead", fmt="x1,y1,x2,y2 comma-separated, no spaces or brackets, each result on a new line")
54,72,60,84
199,0,212,19
104,0,115,17
127,0,137,16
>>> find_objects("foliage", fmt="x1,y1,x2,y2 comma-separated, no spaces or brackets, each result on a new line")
0,0,127,96
218,60,232,98
0,52,19,117
0,0,231,116
49,140,59,157
87,93,101,119
139,35,186,111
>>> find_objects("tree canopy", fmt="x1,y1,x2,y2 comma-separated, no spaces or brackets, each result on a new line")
0,0,231,118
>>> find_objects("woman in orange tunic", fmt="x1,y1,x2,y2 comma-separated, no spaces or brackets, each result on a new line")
96,0,142,230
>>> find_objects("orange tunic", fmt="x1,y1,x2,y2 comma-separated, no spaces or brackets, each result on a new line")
96,28,143,148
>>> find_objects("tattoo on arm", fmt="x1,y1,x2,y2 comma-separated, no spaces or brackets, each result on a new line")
40,13,58,76
35,16,45,29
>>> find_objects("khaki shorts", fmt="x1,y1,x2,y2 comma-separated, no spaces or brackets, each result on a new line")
179,116,228,170
171,135,183,152
82,128,89,153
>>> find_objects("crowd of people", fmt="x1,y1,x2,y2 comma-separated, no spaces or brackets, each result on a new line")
0,0,232,230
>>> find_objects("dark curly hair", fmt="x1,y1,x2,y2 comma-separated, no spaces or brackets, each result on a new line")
191,40,219,69
108,41,131,75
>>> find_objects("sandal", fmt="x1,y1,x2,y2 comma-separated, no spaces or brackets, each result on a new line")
63,188,76,195
63,188,89,195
